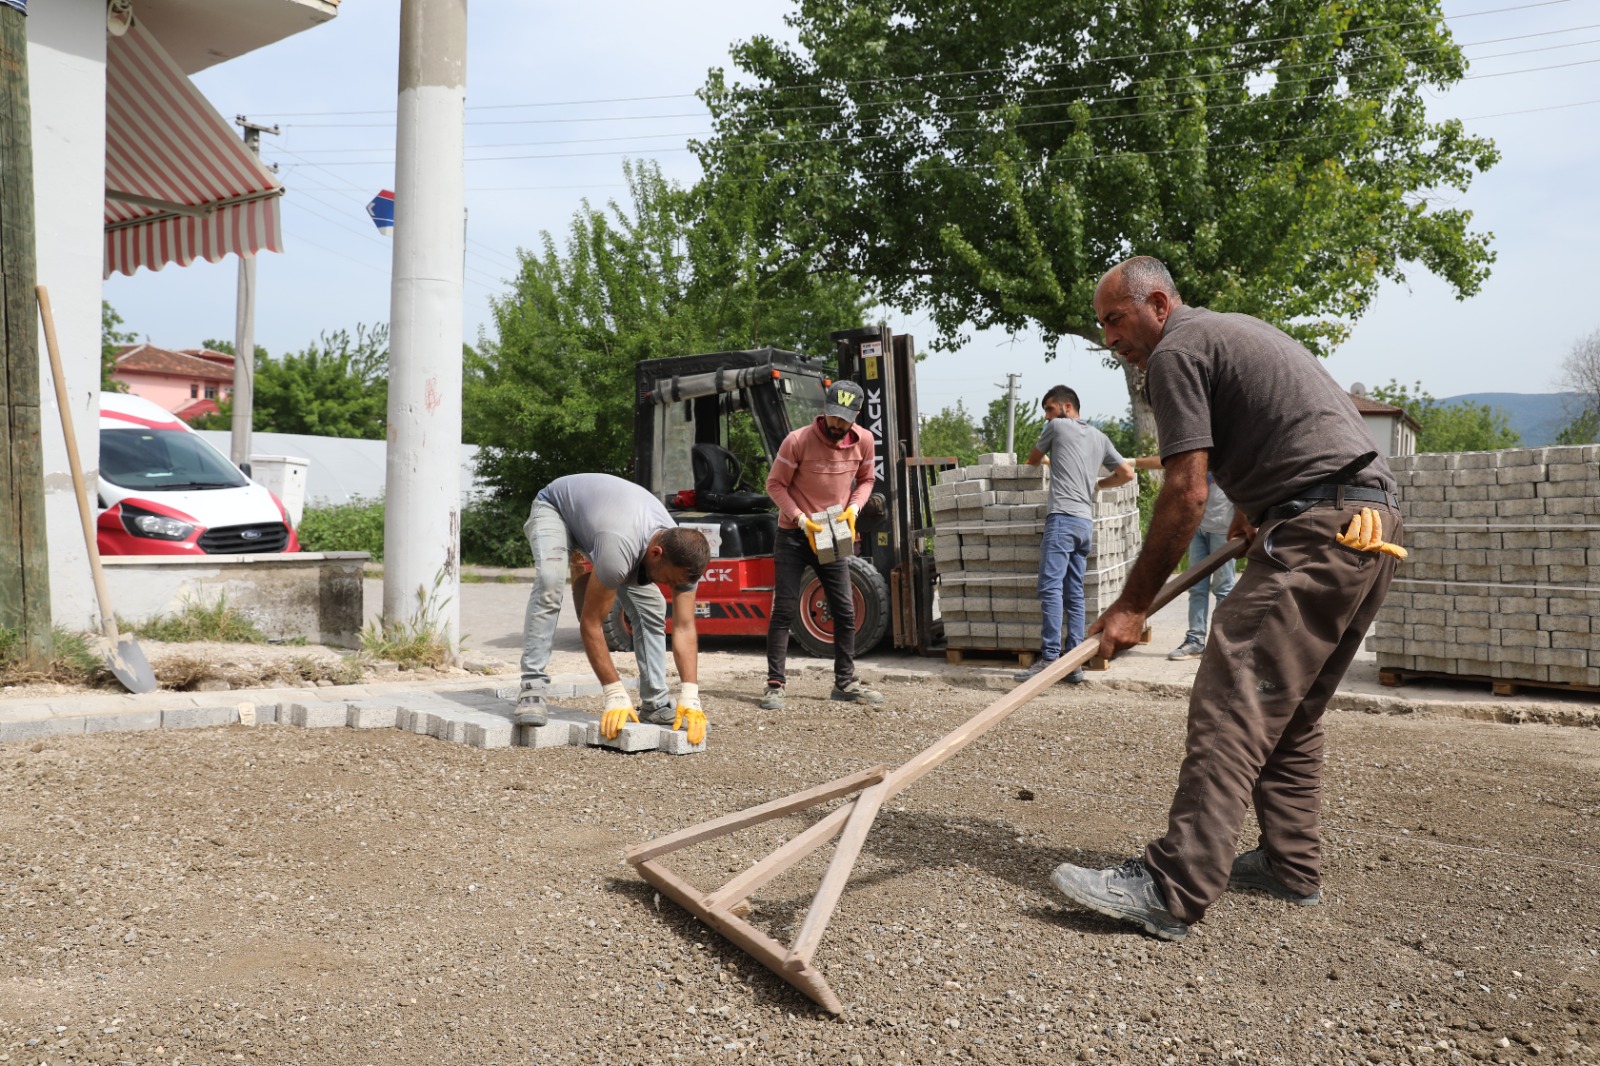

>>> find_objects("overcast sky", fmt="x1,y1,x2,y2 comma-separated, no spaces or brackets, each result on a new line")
104,0,1600,424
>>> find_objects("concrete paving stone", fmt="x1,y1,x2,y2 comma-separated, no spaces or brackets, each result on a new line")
163,706,240,730
1500,628,1550,649
1412,655,1457,674
1551,631,1597,651
1544,548,1587,567
1450,611,1491,629
1549,596,1599,616
1453,564,1498,583
84,710,164,734
0,716,88,742
590,721,659,753
1533,647,1587,668
1453,626,1497,646
1450,501,1497,518
1544,496,1594,516
1453,468,1499,487
346,701,401,729
1499,599,1547,616
284,701,350,729
464,715,514,750
1452,594,1497,613
1548,664,1600,685
1497,499,1546,518
1498,564,1550,584
1410,608,1446,628
656,727,707,756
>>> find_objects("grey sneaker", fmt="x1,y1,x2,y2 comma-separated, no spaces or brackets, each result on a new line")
830,678,883,704
640,703,676,726
1228,849,1321,906
1167,638,1206,661
1013,656,1058,682
514,686,548,727
1050,857,1188,941
758,684,786,711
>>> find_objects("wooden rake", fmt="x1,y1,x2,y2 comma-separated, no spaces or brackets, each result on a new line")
626,538,1249,1014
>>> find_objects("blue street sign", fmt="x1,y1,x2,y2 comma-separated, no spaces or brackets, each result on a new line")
366,189,395,235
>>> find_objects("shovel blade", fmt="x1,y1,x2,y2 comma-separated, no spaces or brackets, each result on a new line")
106,633,158,693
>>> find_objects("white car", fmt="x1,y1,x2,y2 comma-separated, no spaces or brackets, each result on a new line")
96,391,298,555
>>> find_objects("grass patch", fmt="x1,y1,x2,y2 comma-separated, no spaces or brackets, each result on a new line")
360,572,453,670
291,655,366,686
0,626,108,686
127,595,268,644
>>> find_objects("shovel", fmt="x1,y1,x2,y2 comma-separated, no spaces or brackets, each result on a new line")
36,285,158,694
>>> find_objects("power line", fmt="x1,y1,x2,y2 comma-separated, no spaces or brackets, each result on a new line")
250,0,1578,122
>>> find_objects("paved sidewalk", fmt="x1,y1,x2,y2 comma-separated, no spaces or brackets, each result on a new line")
5,578,1594,745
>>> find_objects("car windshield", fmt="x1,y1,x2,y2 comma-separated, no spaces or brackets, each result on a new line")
100,427,249,491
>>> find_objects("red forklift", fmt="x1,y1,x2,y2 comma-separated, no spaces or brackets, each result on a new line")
598,327,954,659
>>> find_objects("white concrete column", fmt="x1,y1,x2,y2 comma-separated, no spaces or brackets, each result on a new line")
383,0,466,652
30,0,105,632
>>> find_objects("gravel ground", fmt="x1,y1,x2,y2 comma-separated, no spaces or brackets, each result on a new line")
1,671,1596,1065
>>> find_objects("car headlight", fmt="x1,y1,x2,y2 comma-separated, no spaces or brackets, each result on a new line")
120,504,195,541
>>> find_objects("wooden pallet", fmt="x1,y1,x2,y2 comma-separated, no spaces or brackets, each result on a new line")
1378,667,1600,699
945,646,1036,667
946,626,1153,671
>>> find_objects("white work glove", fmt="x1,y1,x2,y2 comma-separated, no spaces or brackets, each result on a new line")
598,680,637,739
672,681,707,745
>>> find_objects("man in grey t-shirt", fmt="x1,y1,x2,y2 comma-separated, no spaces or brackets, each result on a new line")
519,473,712,745
1012,385,1135,684
1048,256,1402,943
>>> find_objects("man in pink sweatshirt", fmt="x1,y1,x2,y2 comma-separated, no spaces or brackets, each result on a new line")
760,380,883,710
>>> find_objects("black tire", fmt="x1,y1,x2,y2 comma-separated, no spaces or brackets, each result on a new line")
603,598,634,653
791,555,891,659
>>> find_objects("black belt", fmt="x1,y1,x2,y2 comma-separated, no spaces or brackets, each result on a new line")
1258,482,1400,525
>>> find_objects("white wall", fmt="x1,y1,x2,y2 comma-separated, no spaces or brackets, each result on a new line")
30,1,106,631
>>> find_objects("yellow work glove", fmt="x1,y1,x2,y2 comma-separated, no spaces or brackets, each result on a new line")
799,512,824,552
839,505,858,540
598,680,638,739
672,681,708,745
1336,507,1408,560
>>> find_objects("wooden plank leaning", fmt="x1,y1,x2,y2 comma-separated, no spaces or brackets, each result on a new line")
627,538,1249,1014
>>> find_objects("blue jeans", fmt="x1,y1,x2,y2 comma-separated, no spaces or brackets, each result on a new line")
1186,528,1238,646
519,499,671,714
1036,513,1094,661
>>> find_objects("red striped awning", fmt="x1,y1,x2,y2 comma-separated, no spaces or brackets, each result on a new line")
104,20,285,278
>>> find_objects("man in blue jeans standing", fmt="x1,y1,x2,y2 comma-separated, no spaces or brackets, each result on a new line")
1134,457,1238,660
1014,386,1135,684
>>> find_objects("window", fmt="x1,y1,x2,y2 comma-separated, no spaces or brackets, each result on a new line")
204,385,217,399
190,384,199,398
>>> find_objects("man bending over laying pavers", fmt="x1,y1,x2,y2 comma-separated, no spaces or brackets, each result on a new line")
516,473,712,745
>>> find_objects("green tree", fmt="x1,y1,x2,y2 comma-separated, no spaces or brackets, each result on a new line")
464,160,868,499
697,0,1498,441
920,399,984,466
1370,380,1519,453
100,301,135,392
1553,409,1599,446
201,327,388,439
981,394,1044,458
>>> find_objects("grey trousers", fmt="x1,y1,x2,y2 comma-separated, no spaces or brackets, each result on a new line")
1144,500,1401,923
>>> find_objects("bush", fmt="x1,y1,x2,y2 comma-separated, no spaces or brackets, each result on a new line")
298,496,386,558
460,494,532,568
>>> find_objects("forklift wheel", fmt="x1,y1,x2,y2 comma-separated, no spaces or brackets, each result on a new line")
603,598,634,654
791,555,891,659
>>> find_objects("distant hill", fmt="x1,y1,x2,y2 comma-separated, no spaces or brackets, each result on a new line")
1438,392,1582,447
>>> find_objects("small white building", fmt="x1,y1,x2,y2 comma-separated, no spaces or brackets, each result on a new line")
30,0,338,628
1348,384,1420,459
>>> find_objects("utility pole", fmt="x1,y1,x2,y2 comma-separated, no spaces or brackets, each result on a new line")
0,0,51,666
230,116,277,467
999,373,1021,458
384,0,465,652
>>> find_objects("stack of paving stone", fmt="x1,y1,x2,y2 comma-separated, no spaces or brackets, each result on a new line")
1367,444,1600,690
932,453,1143,657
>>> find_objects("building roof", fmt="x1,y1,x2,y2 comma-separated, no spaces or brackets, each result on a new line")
175,398,222,422
1350,391,1423,431
115,343,235,382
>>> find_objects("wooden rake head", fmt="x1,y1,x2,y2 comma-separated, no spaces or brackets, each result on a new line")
628,539,1249,1014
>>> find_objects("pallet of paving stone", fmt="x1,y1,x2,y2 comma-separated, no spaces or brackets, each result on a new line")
1377,667,1600,699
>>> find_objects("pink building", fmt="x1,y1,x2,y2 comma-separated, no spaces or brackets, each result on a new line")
112,344,235,422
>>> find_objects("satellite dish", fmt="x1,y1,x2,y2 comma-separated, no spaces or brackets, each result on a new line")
1350,382,1368,397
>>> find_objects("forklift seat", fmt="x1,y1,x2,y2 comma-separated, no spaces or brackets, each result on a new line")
690,444,772,514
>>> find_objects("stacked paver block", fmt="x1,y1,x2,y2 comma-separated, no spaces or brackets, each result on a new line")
933,454,1143,654
1368,445,1600,688
808,504,854,564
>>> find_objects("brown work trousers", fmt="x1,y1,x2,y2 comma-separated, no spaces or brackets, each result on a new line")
1145,500,1401,924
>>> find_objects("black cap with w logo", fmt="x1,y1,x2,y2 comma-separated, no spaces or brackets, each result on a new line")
824,380,865,423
